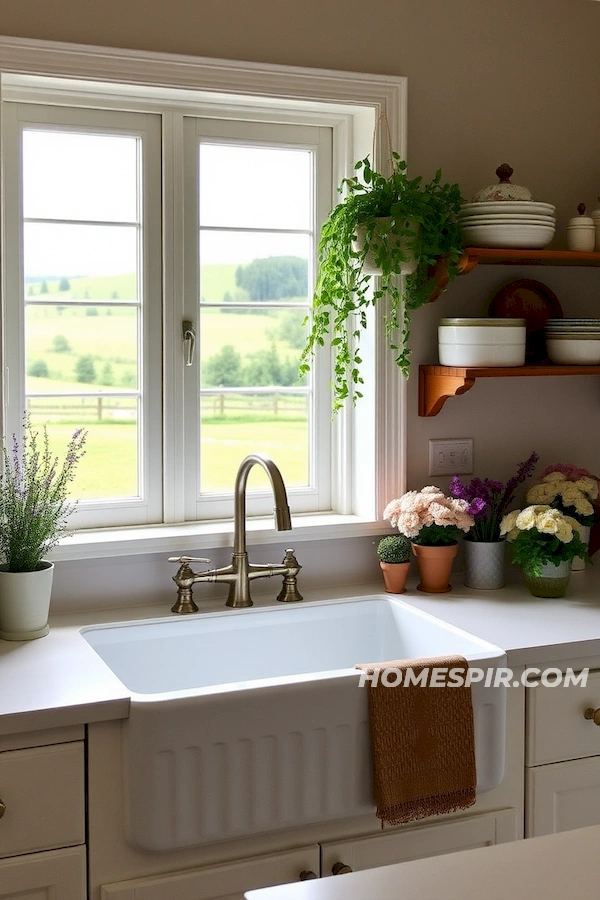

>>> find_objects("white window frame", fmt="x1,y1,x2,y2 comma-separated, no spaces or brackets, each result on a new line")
0,36,408,560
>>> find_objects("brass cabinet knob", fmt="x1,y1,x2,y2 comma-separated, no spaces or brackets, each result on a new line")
584,708,600,726
0,799,5,819
299,871,318,881
332,862,353,875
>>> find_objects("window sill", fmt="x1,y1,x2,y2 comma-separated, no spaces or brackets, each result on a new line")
50,513,386,562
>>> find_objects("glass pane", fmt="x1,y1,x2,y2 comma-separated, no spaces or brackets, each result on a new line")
200,393,309,492
24,223,138,300
200,231,310,304
199,305,309,492
23,130,138,222
25,305,138,394
199,144,311,230
27,398,140,500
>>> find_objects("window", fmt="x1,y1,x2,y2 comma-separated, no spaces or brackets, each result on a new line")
0,42,407,549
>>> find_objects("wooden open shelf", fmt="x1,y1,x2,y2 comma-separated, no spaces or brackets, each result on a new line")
419,364,600,417
428,248,600,302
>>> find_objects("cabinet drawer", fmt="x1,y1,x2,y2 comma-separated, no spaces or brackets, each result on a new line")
527,669,600,766
0,741,85,858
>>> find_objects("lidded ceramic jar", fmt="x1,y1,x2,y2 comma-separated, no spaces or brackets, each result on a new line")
590,198,600,251
567,203,595,252
471,164,534,202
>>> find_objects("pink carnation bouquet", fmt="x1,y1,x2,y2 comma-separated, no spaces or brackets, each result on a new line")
383,486,479,546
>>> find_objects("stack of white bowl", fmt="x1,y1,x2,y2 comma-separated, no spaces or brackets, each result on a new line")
459,200,556,249
439,317,526,367
546,318,600,365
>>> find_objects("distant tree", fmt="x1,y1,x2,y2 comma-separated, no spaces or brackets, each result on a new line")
101,363,114,385
110,291,120,300
267,309,307,349
27,360,49,378
75,355,97,383
85,307,99,316
51,334,71,353
203,345,243,387
40,280,49,294
235,256,307,301
120,369,136,387
58,277,71,291
27,285,34,296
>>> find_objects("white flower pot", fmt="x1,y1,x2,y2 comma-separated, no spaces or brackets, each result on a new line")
571,525,591,572
0,561,53,641
353,217,420,275
463,539,506,590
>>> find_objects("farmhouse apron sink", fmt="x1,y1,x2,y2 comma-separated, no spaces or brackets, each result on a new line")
81,594,506,851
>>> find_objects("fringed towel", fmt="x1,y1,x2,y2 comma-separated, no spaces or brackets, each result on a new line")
355,654,476,826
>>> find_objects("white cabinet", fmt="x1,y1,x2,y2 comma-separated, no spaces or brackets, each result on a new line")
0,846,87,899
320,808,518,875
100,845,320,900
0,727,86,898
526,668,600,837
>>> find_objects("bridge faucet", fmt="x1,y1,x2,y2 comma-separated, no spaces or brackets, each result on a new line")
169,453,303,612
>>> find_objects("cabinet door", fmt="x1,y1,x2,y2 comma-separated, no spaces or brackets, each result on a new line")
527,757,600,837
100,845,319,900
0,846,86,899
321,808,517,876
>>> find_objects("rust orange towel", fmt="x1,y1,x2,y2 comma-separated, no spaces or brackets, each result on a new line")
355,655,476,826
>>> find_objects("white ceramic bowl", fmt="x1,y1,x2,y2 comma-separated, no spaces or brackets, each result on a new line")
459,201,556,216
439,318,526,366
546,337,600,365
459,214,556,226
460,222,555,249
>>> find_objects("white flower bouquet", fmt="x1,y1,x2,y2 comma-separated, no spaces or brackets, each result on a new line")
499,504,589,578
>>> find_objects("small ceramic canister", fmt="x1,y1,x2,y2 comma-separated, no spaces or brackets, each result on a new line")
567,203,595,252
591,197,600,251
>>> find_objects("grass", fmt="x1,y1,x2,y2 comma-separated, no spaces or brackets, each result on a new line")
38,418,309,499
24,268,311,501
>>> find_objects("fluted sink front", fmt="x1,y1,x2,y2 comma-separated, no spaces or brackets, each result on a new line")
81,595,506,852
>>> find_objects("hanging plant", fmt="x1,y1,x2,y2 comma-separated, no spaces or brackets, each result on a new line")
299,152,464,412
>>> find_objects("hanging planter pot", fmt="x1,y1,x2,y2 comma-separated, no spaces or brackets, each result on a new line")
353,217,420,276
0,561,54,641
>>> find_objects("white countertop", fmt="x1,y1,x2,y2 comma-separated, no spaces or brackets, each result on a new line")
245,824,600,900
1,566,600,734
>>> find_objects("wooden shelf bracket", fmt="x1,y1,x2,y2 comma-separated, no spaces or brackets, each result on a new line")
418,366,476,416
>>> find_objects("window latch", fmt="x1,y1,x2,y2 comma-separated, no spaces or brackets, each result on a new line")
182,320,196,366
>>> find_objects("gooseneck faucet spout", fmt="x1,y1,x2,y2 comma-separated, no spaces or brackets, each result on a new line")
233,453,291,555
169,454,302,611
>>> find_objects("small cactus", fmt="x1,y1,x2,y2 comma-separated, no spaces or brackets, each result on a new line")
377,534,411,564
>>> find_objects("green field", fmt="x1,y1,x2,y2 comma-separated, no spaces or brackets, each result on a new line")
25,267,311,501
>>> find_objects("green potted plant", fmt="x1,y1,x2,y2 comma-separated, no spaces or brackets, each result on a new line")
383,486,477,593
0,417,87,640
299,153,464,412
376,534,412,594
499,505,589,598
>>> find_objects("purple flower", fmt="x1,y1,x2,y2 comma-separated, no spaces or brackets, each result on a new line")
450,451,539,541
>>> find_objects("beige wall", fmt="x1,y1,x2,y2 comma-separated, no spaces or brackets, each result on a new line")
1,0,599,494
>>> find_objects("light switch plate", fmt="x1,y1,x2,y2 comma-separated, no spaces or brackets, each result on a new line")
429,439,474,476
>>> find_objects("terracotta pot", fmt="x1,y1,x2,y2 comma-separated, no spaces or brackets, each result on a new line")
379,561,410,594
411,542,458,593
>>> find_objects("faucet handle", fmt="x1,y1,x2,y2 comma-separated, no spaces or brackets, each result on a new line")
168,556,211,565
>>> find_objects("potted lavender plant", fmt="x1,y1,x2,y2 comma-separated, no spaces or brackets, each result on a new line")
0,418,87,641
449,451,539,590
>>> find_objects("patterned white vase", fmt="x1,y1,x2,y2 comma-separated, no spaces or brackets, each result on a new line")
463,539,506,590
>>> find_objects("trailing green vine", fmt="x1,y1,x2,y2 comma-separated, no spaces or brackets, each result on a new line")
299,153,464,412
